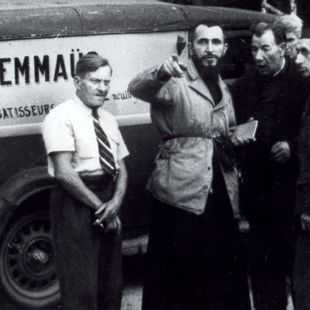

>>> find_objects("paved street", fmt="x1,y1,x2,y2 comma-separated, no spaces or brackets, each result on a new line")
122,288,294,310
0,253,295,310
121,254,294,310
121,255,144,310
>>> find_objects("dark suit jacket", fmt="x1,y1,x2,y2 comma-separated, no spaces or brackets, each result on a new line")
231,57,310,220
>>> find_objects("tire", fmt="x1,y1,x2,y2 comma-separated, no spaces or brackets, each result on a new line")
0,211,60,309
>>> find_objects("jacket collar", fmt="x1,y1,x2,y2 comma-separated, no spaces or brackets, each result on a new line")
186,59,226,107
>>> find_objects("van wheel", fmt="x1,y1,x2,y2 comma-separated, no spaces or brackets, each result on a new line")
0,211,60,309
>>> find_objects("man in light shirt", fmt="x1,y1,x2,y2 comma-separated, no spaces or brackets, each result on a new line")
42,53,128,310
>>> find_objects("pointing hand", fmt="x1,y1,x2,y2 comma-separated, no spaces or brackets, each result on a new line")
157,54,187,81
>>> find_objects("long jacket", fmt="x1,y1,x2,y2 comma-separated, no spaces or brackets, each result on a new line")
294,95,310,217
297,95,310,187
128,60,241,217
231,57,310,219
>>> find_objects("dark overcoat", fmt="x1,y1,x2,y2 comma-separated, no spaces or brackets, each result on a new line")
231,57,310,220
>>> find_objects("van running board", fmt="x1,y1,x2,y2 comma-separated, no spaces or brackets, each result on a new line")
122,234,149,256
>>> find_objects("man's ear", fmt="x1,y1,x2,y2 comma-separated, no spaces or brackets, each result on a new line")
188,42,193,58
223,43,228,56
74,76,81,89
279,42,287,56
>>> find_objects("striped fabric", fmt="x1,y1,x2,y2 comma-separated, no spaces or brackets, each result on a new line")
92,108,116,176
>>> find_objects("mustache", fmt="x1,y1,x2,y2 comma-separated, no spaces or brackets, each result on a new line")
96,91,108,96
201,52,219,60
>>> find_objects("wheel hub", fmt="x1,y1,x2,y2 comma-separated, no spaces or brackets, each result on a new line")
2,217,58,294
24,239,53,275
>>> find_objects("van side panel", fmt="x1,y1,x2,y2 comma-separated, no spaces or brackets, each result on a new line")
0,135,46,183
0,32,187,136
120,123,161,236
0,30,187,236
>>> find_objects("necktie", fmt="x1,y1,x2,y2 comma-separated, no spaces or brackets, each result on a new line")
92,108,116,176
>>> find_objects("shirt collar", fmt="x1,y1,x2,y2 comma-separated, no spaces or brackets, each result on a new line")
73,94,93,117
273,58,286,77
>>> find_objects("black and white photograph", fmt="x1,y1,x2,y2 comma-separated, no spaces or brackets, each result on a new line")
0,0,309,309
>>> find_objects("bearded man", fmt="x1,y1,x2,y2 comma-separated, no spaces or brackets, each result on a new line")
128,21,252,310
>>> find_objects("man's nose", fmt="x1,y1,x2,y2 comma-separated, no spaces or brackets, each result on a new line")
295,53,303,65
255,49,264,61
206,42,214,52
98,81,107,92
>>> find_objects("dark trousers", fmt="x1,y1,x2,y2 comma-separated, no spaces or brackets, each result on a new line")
50,176,122,310
142,156,251,310
293,232,310,310
292,185,310,310
246,216,296,310
241,166,297,310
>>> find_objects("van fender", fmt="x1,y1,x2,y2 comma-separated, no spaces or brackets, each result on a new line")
0,166,54,236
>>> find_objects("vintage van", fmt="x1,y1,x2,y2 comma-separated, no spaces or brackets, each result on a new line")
0,0,275,308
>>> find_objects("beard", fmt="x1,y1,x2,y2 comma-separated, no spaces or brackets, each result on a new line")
192,52,223,81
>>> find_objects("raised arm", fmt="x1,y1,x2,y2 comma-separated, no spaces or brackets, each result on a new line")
128,54,186,103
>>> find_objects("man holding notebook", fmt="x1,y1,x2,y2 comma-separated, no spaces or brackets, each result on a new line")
231,22,309,310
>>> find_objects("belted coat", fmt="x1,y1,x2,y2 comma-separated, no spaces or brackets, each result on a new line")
128,59,241,217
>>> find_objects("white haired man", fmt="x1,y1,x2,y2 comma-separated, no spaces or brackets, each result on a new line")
274,14,303,59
